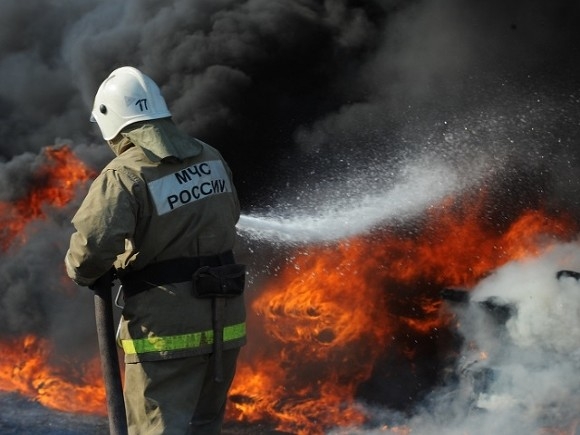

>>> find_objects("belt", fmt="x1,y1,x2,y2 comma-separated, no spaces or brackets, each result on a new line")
119,250,234,298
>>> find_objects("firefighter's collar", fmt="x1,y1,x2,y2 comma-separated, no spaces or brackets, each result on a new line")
122,119,203,163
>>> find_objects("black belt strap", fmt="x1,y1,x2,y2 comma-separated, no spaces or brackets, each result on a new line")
119,250,234,298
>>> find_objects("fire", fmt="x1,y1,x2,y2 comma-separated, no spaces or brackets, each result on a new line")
0,146,95,250
0,335,106,415
0,146,103,415
228,194,577,434
1,145,578,433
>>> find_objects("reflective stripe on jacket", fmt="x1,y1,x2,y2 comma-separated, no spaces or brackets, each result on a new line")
118,280,246,363
121,322,246,355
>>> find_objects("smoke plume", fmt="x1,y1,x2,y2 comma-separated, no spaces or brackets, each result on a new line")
1,0,580,432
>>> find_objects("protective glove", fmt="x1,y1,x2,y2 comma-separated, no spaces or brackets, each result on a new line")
88,268,117,292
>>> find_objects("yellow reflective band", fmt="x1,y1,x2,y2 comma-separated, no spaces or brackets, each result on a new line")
121,322,246,355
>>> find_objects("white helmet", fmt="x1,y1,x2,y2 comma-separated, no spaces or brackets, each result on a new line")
90,66,171,140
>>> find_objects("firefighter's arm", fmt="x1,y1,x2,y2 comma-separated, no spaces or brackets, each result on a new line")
65,169,137,287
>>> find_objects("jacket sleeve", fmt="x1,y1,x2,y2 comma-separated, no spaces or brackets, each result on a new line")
65,168,138,286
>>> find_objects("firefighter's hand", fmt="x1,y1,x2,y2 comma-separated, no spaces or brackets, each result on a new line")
88,268,117,291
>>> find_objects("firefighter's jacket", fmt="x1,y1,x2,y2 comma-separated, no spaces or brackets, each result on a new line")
65,119,246,362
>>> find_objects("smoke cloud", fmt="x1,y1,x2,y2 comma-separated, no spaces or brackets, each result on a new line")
1,1,579,186
1,0,580,431
332,243,580,434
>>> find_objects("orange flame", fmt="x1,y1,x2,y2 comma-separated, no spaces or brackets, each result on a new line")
0,147,578,434
0,335,106,415
0,146,103,414
228,194,577,434
0,146,95,250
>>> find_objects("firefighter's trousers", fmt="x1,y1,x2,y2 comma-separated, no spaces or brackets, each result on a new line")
124,348,240,435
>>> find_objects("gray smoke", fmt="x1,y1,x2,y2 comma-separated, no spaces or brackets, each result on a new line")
331,243,580,435
1,0,580,432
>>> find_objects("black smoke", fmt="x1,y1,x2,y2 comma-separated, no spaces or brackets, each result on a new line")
1,0,579,204
1,0,580,431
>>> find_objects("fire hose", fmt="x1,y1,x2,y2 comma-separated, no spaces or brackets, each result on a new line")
92,270,128,435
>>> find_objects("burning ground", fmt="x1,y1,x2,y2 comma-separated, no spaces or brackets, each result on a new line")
1,0,580,434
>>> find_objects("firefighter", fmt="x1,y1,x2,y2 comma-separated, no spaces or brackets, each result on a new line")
65,66,246,435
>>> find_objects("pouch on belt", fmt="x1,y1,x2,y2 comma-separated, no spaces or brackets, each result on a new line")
192,263,246,298
192,263,246,382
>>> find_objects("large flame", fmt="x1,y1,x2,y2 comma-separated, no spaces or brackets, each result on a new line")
0,146,578,433
227,195,577,434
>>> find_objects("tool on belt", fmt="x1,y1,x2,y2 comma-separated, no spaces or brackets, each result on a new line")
192,263,246,382
91,269,128,435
